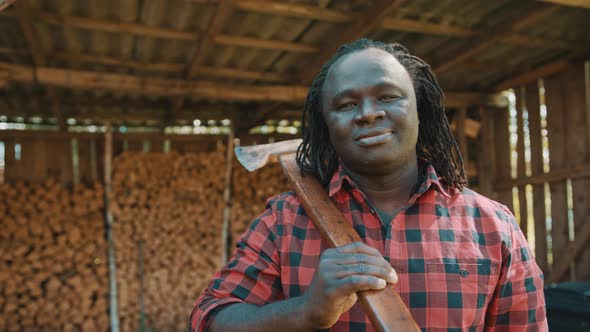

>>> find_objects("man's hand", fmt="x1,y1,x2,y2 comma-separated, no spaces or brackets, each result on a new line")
302,242,398,329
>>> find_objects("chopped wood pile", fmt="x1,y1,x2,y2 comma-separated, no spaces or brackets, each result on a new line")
0,141,295,331
0,179,109,332
111,148,226,332
230,162,290,243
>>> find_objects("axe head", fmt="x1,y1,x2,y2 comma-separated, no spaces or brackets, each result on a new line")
235,138,302,172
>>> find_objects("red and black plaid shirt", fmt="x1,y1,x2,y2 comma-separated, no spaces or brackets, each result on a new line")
190,163,547,331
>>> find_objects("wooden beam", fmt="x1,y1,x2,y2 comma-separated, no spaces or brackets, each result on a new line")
496,162,590,190
187,0,234,77
47,50,285,81
215,35,317,53
233,0,351,23
0,46,30,55
194,66,285,82
494,59,569,92
50,51,184,72
14,0,65,130
0,62,308,102
382,17,475,38
298,0,408,82
433,5,558,74
26,10,198,40
539,0,590,9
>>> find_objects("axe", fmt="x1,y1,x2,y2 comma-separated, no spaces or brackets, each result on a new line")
235,139,420,332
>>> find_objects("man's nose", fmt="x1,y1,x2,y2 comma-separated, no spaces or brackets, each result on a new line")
354,99,385,124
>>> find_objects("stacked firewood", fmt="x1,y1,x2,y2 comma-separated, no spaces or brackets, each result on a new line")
111,148,226,332
0,179,109,332
230,162,290,243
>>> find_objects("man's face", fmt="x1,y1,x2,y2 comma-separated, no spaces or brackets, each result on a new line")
321,48,419,176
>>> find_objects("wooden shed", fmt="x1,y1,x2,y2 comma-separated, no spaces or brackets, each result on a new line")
0,0,589,331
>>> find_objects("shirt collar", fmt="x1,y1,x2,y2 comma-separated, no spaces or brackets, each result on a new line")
327,160,452,198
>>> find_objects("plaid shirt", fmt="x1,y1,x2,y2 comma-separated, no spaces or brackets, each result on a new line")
190,163,547,331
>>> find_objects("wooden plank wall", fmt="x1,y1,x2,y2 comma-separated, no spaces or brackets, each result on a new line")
0,131,228,186
486,61,590,282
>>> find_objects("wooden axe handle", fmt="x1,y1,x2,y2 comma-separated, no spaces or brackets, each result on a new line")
279,153,420,332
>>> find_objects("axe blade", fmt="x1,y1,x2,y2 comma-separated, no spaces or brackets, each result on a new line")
234,138,302,172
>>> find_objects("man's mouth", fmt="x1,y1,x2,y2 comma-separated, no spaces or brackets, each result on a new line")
355,130,393,146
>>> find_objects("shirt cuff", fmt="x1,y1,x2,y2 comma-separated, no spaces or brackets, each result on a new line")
192,297,245,332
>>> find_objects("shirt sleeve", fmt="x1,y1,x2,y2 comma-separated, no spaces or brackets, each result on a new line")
189,197,284,332
485,205,548,331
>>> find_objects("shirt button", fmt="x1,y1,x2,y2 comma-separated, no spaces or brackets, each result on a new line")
370,208,376,215
460,269,469,278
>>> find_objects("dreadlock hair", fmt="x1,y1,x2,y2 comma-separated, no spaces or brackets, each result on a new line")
296,38,467,193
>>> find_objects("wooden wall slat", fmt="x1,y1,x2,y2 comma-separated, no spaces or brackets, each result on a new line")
77,137,97,183
53,138,73,186
20,138,43,183
563,65,590,281
493,106,513,211
3,138,15,182
544,68,571,277
515,88,528,238
478,107,496,198
526,81,548,273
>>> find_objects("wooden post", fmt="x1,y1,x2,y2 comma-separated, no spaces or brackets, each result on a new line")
221,126,235,263
456,107,468,170
526,80,548,273
104,123,121,332
90,138,98,181
564,64,590,281
515,87,528,238
494,106,514,212
478,106,495,198
544,74,570,280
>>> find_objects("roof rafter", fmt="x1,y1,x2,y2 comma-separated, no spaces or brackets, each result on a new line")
433,4,559,74
171,1,235,130
186,0,234,78
1,62,308,102
13,0,65,130
21,50,285,82
494,59,570,92
538,0,590,9
233,1,582,52
297,0,409,82
1,9,317,53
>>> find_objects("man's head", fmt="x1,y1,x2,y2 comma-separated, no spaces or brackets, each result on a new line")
296,38,466,191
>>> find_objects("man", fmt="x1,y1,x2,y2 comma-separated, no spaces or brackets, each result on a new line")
190,39,547,331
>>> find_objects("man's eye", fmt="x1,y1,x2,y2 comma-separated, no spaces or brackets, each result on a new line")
337,103,356,111
379,95,398,102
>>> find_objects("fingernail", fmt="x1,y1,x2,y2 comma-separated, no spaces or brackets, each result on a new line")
377,279,387,288
389,270,398,283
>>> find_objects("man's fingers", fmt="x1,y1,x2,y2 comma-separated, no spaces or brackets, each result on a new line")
325,251,398,284
328,262,397,284
330,275,388,295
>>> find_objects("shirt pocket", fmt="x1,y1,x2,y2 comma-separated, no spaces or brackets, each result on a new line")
424,262,500,328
